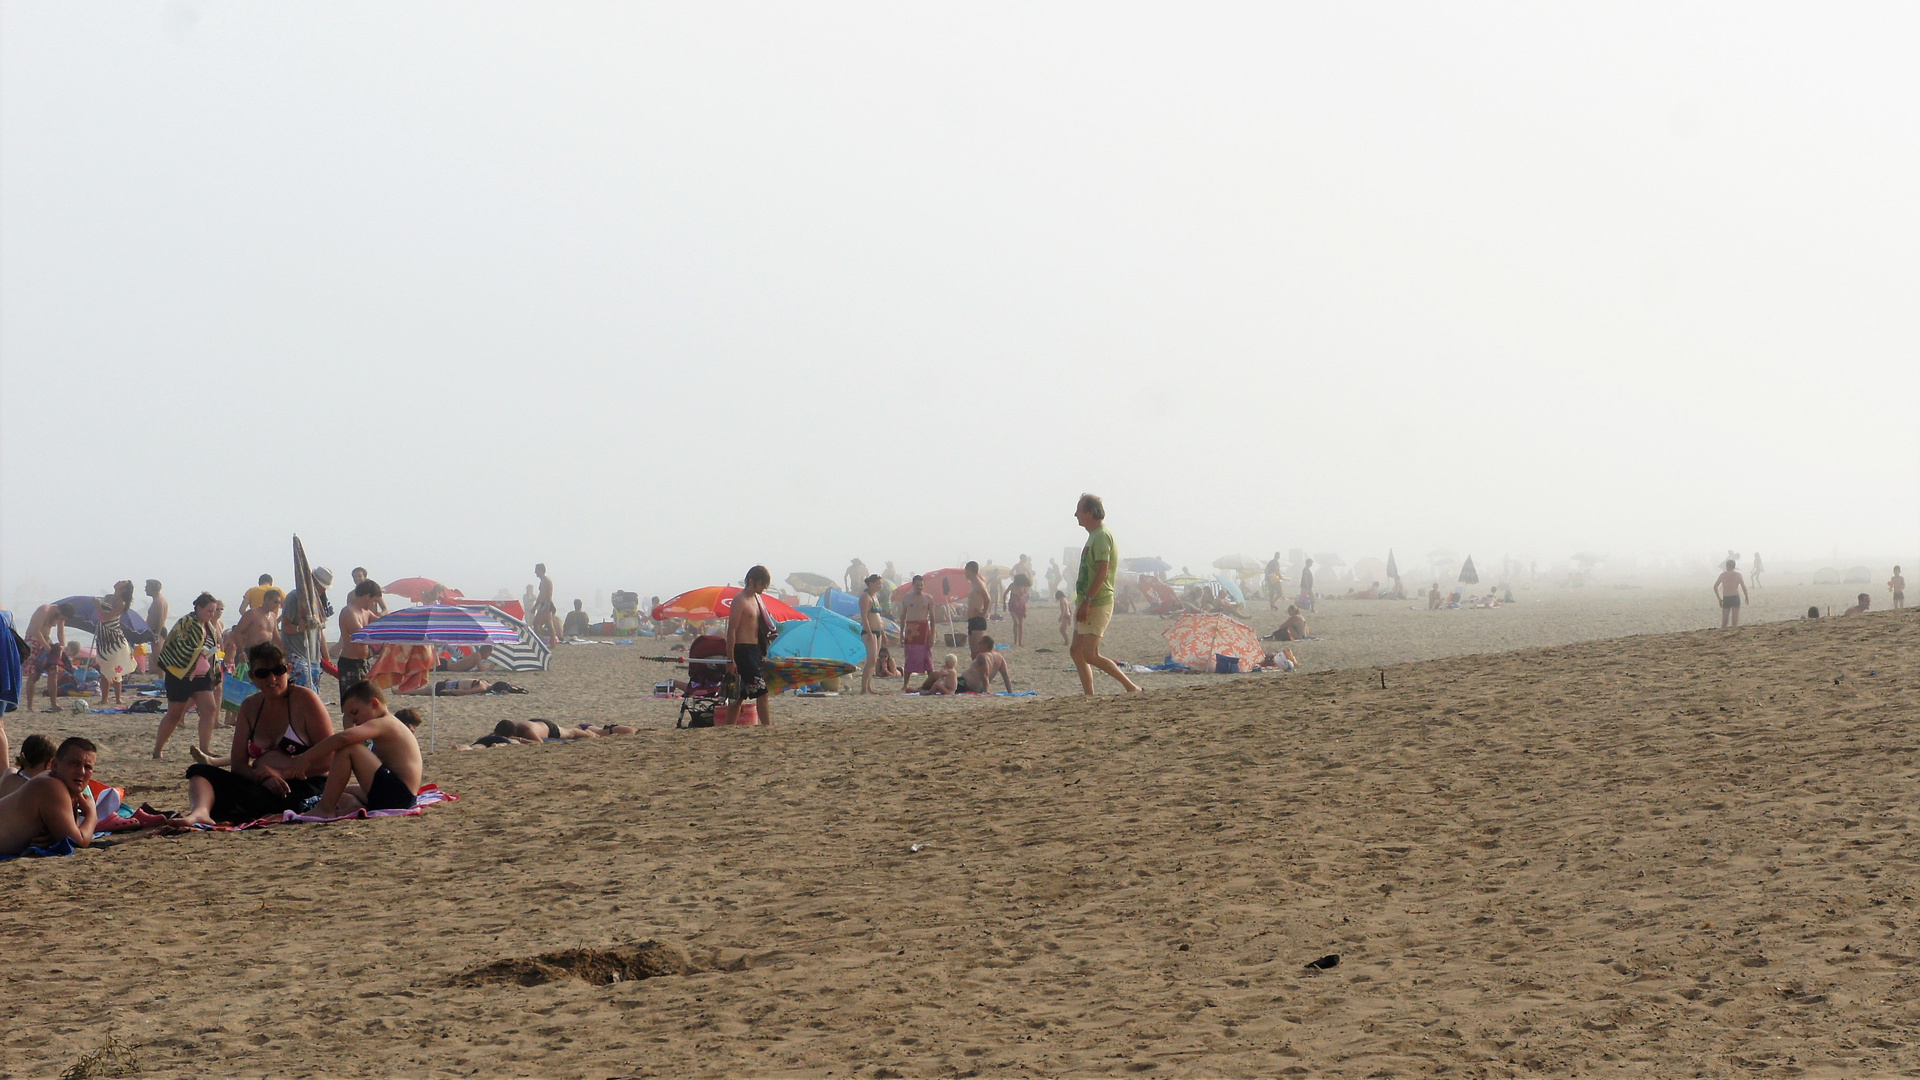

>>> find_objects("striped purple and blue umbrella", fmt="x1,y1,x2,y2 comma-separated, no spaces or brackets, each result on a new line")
350,604,520,645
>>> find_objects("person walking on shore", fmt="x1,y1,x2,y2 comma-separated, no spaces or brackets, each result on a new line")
1713,559,1749,629
1069,493,1141,695
153,593,223,758
724,566,774,726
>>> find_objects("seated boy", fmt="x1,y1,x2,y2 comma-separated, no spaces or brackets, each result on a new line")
292,682,424,816
0,737,99,856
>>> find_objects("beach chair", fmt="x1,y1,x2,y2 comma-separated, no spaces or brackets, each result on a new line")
674,634,731,729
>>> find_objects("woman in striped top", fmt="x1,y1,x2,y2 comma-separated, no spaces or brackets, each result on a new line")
153,592,224,760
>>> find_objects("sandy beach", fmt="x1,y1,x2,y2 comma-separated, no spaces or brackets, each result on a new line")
4,589,1916,1078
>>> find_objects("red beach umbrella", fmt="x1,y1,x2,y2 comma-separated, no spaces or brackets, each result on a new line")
650,586,805,624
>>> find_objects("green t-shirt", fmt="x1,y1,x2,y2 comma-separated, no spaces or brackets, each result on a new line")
1076,527,1117,607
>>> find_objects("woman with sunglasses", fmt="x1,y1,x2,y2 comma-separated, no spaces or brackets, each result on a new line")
180,642,336,826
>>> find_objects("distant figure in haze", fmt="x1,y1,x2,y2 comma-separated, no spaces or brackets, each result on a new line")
1844,593,1872,616
881,561,902,587
1751,552,1765,589
1713,559,1749,629
1427,583,1443,611
145,579,170,639
533,564,559,644
1805,606,1821,620
562,600,592,638
964,562,991,653
1265,552,1284,611
1298,559,1316,613
1056,590,1073,646
845,558,869,594
1889,566,1906,611
1046,559,1062,600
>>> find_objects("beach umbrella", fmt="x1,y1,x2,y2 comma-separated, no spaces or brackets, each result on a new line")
1212,554,1264,574
1350,557,1389,584
818,588,865,621
1458,556,1479,585
1166,573,1207,587
286,535,328,672
786,572,836,595
1122,556,1172,574
650,587,805,624
445,601,550,672
1162,613,1265,672
768,613,866,667
1214,574,1246,604
384,577,463,603
51,596,153,644
1385,550,1400,580
351,604,520,750
764,656,859,695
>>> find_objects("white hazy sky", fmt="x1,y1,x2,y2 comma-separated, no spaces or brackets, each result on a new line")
3,2,1916,609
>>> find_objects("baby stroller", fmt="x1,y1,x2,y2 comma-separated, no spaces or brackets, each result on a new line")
674,634,732,729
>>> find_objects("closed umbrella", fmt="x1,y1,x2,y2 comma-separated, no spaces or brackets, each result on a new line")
1458,556,1479,585
1385,550,1400,581
351,605,520,750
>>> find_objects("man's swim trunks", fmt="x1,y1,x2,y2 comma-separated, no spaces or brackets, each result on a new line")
1074,603,1115,637
364,765,417,811
1721,595,1741,610
337,655,372,693
967,616,988,633
733,643,766,698
540,719,562,740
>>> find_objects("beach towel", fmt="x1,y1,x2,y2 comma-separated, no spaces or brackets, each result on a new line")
170,785,458,832
903,644,932,676
370,644,434,693
0,837,79,862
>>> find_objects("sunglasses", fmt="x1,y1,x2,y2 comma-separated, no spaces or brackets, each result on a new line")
251,665,289,679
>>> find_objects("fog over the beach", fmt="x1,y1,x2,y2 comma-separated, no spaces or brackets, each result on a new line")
3,3,1915,610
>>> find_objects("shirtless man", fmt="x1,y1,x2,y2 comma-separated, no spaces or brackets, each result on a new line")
1427,583,1443,610
961,635,1012,694
1713,559,1749,629
145,579,169,639
1844,593,1872,616
232,589,284,656
898,575,936,691
964,561,990,654
1269,605,1308,642
337,580,385,697
533,563,559,644
22,602,75,714
1889,566,1906,611
845,558,869,595
724,566,774,726
859,574,887,695
295,681,425,815
0,737,97,857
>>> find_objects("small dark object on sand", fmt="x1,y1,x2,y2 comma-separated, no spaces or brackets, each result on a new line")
1305,954,1340,970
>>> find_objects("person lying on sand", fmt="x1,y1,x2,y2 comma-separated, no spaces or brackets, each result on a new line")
0,737,98,856
397,679,526,697
291,683,424,815
1844,593,1872,616
492,718,600,742
914,655,961,695
960,637,1012,694
0,734,56,799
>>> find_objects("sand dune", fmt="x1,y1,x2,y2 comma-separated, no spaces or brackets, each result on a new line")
3,596,1914,1078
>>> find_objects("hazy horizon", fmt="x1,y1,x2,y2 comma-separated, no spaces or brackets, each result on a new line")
4,3,1915,615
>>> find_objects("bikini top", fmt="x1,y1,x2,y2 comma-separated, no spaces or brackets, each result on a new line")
245,694,310,760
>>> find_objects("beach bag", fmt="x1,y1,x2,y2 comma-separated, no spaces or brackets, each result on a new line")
1214,654,1241,674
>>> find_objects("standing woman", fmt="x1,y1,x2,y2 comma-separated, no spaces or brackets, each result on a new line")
95,581,137,707
1006,573,1031,647
153,592,224,759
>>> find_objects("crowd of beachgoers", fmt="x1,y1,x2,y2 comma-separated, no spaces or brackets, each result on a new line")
1,486,1909,861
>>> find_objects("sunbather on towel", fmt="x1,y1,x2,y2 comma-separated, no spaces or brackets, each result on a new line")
292,683,424,815
397,679,524,696
960,636,1013,694
0,737,98,857
493,718,599,742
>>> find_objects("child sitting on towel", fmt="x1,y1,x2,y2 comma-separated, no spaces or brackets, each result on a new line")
292,682,424,815
914,655,960,695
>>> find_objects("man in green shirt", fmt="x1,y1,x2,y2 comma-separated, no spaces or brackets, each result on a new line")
1071,493,1142,695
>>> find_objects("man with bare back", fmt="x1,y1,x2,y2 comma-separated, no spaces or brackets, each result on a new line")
725,565,774,726
1713,559,1749,629
964,560,990,654
0,737,98,856
233,589,284,656
22,602,74,714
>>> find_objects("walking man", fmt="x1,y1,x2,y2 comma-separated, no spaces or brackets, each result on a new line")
1069,493,1141,695
1713,559,1749,629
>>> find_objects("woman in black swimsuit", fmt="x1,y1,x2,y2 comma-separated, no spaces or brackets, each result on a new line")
181,642,337,826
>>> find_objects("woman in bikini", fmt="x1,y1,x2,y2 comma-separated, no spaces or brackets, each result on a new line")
180,642,336,826
1005,574,1031,646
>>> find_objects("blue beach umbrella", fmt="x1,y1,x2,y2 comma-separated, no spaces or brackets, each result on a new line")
769,611,867,667
1122,557,1172,574
1214,574,1246,604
